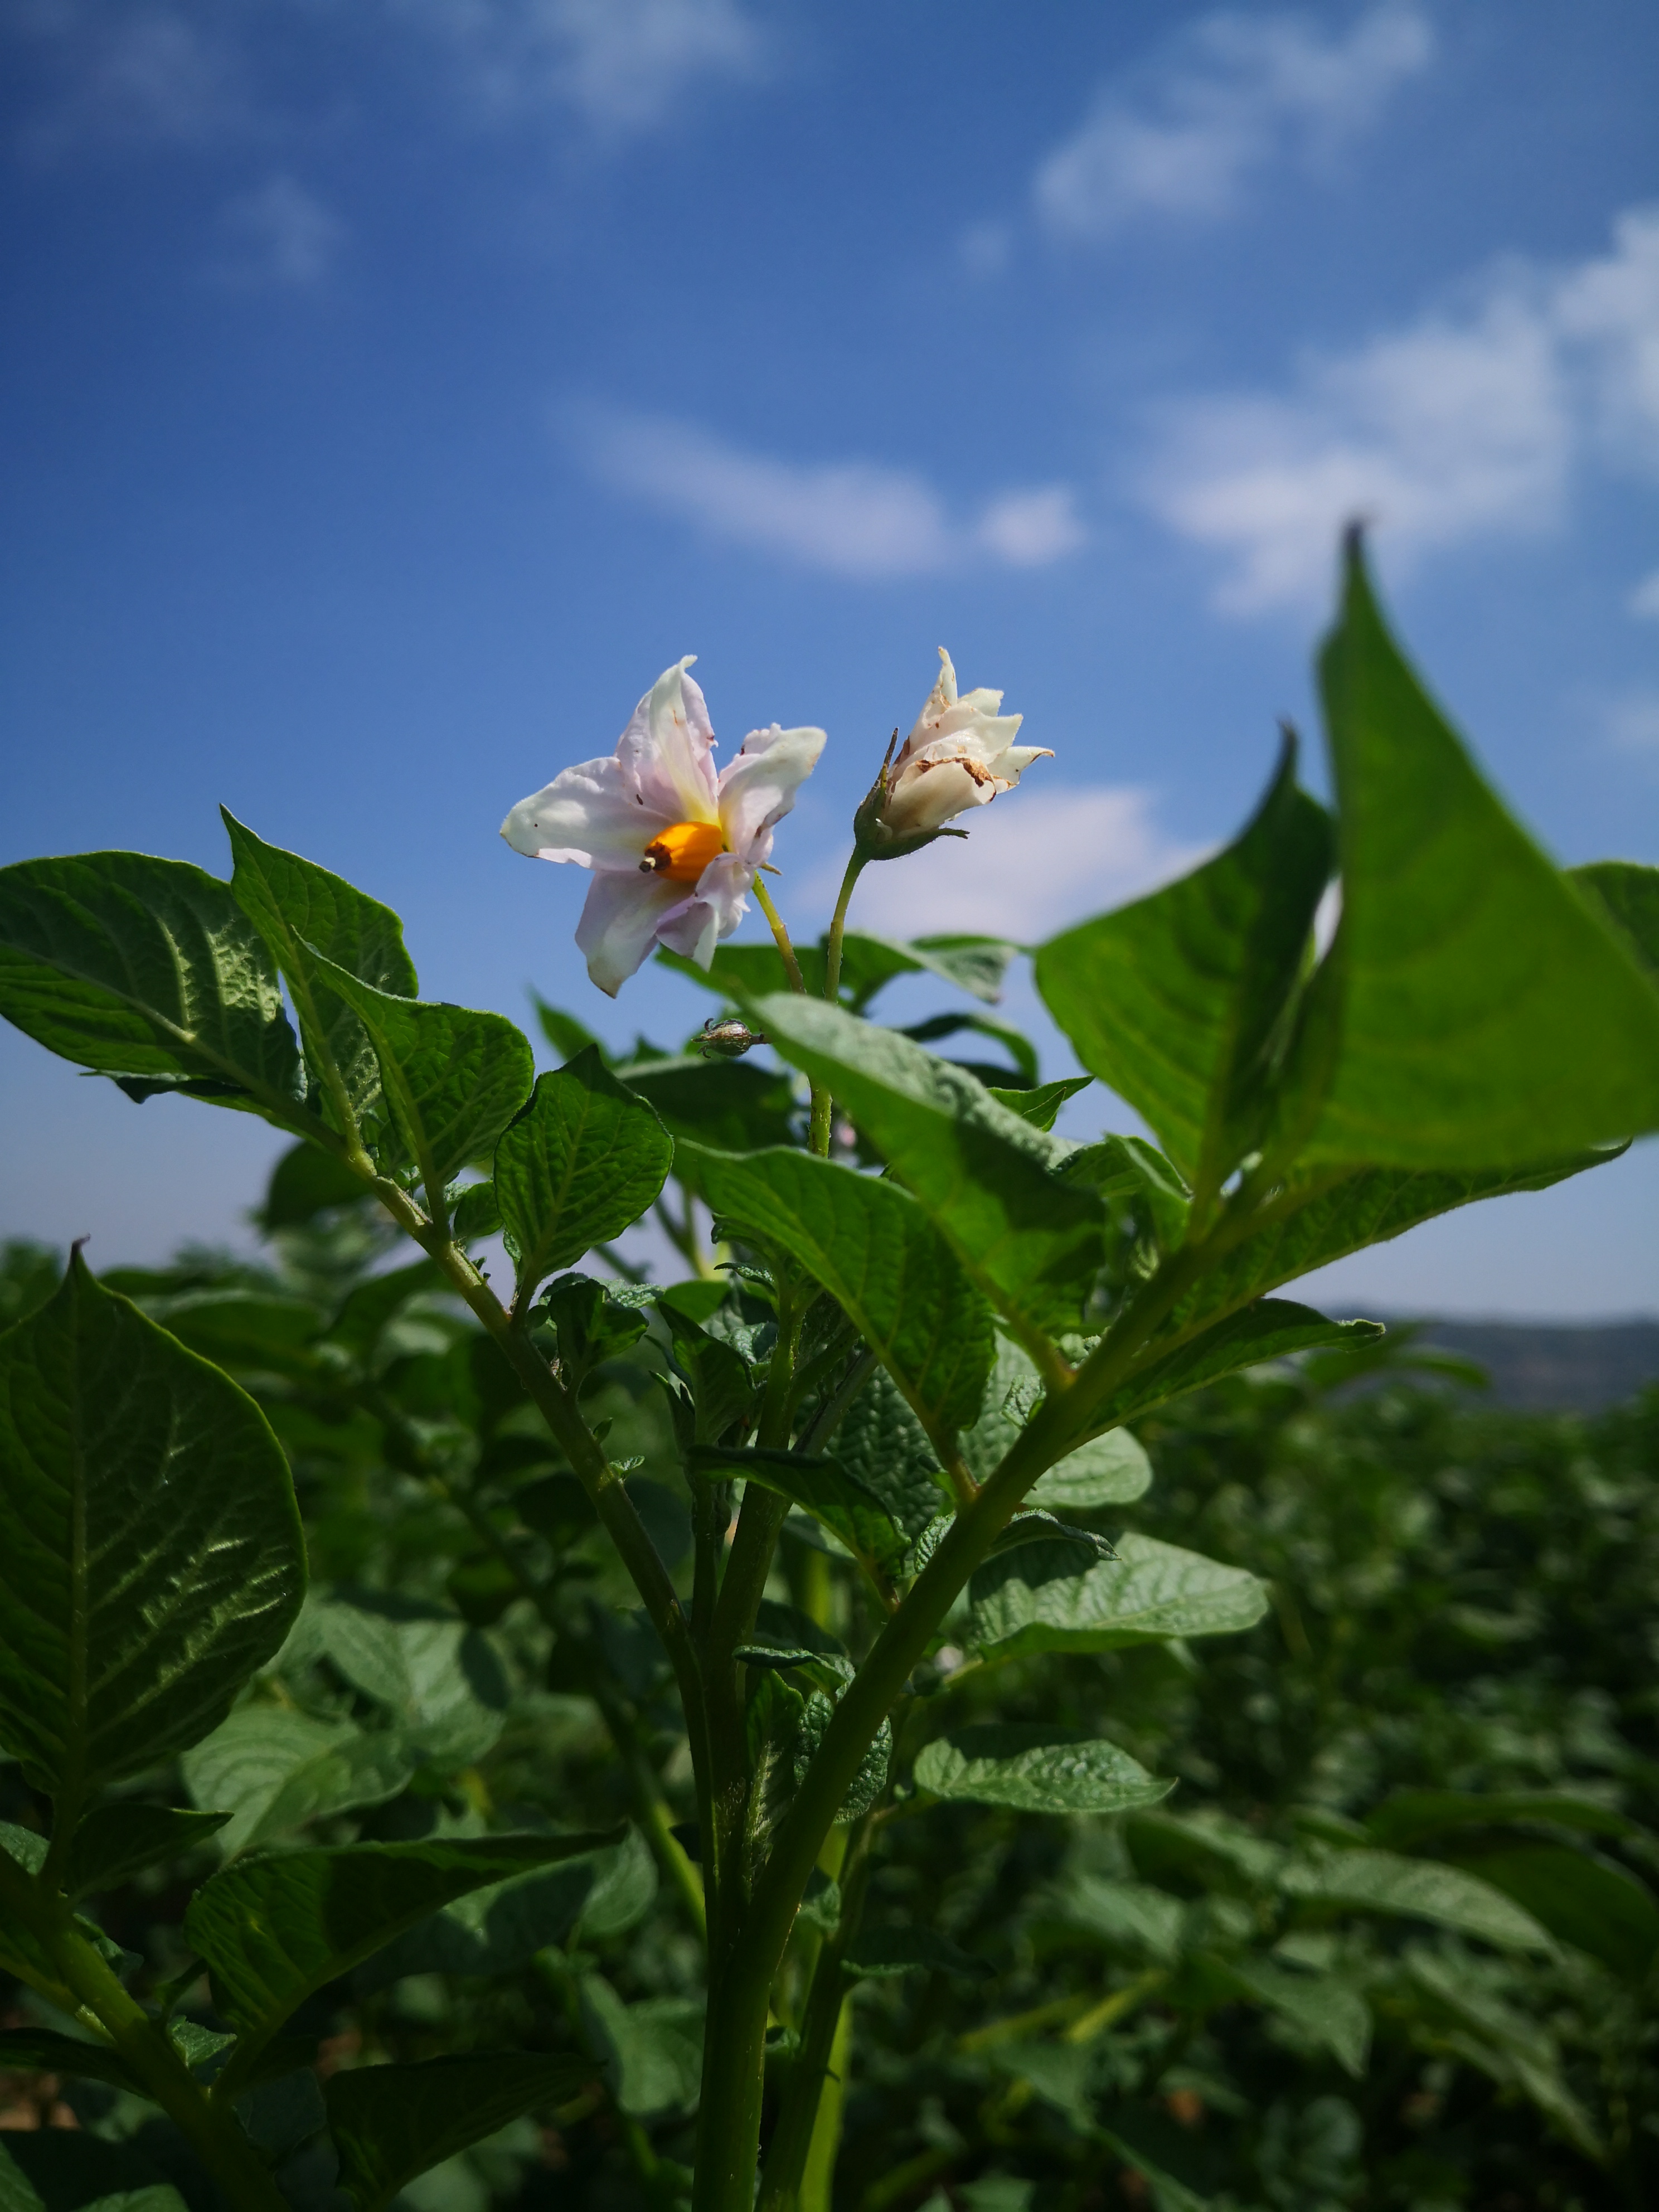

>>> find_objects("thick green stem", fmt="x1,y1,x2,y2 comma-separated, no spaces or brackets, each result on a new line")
809,855,866,1156
754,868,833,1152
758,1816,874,2212
0,1859,287,2212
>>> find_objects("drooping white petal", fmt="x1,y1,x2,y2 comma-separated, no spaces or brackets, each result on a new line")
617,658,722,827
997,744,1055,779
575,870,688,997
716,724,828,862
884,758,1003,836
501,754,670,867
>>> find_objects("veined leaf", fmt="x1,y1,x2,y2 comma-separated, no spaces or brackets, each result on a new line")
580,1978,704,2118
834,1367,953,1537
187,1831,622,2089
1450,1846,1659,1981
221,810,416,1141
0,2027,144,2097
1036,736,1331,1194
622,1054,799,1155
1301,540,1659,1167
691,1445,909,1595
1279,1848,1555,1952
1081,1301,1384,1435
0,852,301,1120
181,1707,416,1860
1571,860,1659,974
969,1532,1267,1663
1216,1957,1371,2079
748,996,1104,1350
0,1256,304,1798
681,1142,994,1445
659,930,1018,1011
988,1076,1094,1131
65,1806,229,1899
300,948,535,1198
656,1299,756,1444
494,1049,673,1303
327,2052,593,2211
915,1725,1171,1817
964,1335,1152,1507
1364,1788,1640,1850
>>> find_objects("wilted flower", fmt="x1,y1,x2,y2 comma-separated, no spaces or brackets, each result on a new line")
858,649,1049,856
501,658,825,996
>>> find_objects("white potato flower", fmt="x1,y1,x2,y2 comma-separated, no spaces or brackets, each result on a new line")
879,649,1050,840
501,658,825,996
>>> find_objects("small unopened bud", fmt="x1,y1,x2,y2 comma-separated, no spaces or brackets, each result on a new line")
697,1016,767,1060
853,649,1049,861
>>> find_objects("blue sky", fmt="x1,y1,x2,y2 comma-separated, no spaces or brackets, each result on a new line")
3,0,1658,1314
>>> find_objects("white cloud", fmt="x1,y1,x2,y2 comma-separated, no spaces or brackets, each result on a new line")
212,176,343,287
578,410,1087,580
1630,571,1659,621
833,787,1204,944
395,0,767,130
1143,206,1659,612
1604,689,1659,757
1035,4,1433,241
11,5,244,156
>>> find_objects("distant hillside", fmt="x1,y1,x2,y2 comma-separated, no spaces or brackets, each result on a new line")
1369,1316,1659,1412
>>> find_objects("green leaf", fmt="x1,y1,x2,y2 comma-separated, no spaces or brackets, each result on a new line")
1036,735,1332,1193
660,930,1017,1011
259,1141,370,1228
326,2051,593,2211
692,1445,909,1595
1570,860,1659,974
657,1301,757,1444
449,1180,502,1242
1097,2129,1212,2212
1214,1958,1371,2079
1364,1789,1640,1850
181,1707,416,1859
580,1977,704,2118
1300,539,1659,1167
745,997,1104,1348
1049,1875,1186,1964
1163,1159,1612,1349
900,1011,1039,1086
530,992,608,1065
1280,1848,1555,1951
0,852,302,1120
0,1256,304,1801
539,1273,652,1386
681,1142,995,1445
988,1076,1093,1131
65,1805,230,1899
969,1532,1268,1664
1083,1301,1384,1433
299,947,535,1197
843,1925,993,1980
1126,1810,1287,1893
0,2026,144,2096
221,810,417,1142
1450,1846,1659,1981
1400,1951,1601,2159
186,1831,622,2088
622,1054,799,1154
833,1367,952,1538
132,1288,323,1381
963,1335,1152,1507
0,2129,187,2212
494,1049,673,1302
914,1725,1171,1816
308,1597,508,1765
794,1690,891,1823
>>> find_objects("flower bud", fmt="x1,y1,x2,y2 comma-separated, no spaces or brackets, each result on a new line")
854,651,1049,860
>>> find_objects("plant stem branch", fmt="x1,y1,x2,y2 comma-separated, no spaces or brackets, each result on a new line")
809,854,866,1156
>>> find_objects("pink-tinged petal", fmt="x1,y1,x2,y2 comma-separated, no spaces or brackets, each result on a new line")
656,853,756,970
618,658,722,826
716,724,827,860
575,871,687,997
501,755,670,866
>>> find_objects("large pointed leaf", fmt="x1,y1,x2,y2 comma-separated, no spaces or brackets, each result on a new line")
833,1367,953,1537
692,1444,910,1594
969,1532,1267,1663
1450,1846,1659,1981
301,949,535,1197
621,1054,800,1154
1279,1849,1555,1952
181,1707,417,1859
580,1978,704,2118
494,1049,673,1303
326,2053,593,2211
1571,860,1659,973
1302,541,1659,1166
964,1335,1152,1506
681,1142,994,1445
915,1725,1171,1816
186,1831,622,2089
746,997,1103,1348
1216,1958,1370,2078
0,852,300,1118
221,810,416,1139
0,1255,304,1798
1083,1301,1384,1434
65,1806,229,1899
1037,739,1331,1192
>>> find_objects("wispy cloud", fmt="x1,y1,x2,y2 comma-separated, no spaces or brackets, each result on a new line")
1035,4,1433,242
1604,688,1659,759
577,410,1087,580
393,0,768,131
211,175,343,287
10,4,246,158
1631,572,1659,622
831,787,1203,943
1142,206,1659,612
